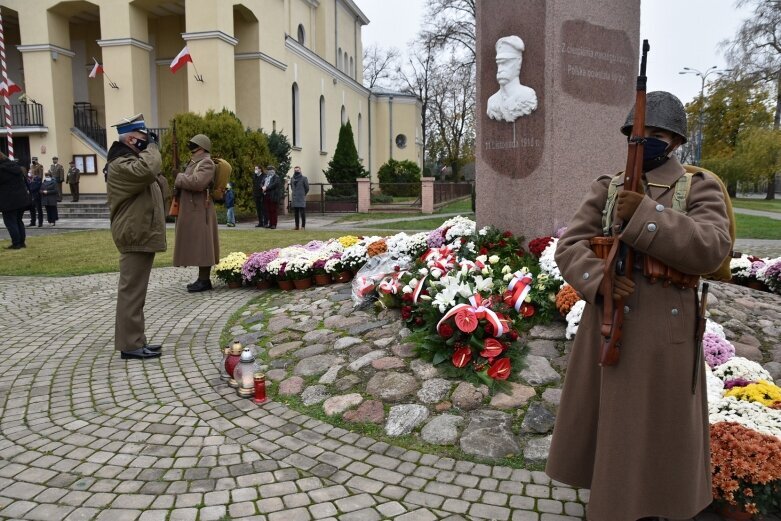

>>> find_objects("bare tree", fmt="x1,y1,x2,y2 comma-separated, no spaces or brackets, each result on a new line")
422,0,476,66
362,44,400,89
396,40,438,169
427,59,476,181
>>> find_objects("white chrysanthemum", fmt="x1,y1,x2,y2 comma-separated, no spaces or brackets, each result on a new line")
708,396,781,439
705,319,726,339
539,238,563,281
440,216,476,241
705,365,725,404
729,254,753,280
565,300,586,340
713,357,773,383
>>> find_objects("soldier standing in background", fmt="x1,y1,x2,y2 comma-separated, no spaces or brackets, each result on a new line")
49,156,65,202
67,160,81,202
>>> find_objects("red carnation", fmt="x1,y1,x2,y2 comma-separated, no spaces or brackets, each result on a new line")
402,293,413,302
509,329,519,341
487,358,511,380
452,347,472,368
499,240,507,247
502,230,513,238
528,236,554,258
414,317,425,326
401,306,412,320
439,323,454,339
479,247,489,255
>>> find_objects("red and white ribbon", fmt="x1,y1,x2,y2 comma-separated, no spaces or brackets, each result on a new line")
412,275,428,303
355,276,375,297
457,258,486,272
378,276,400,295
436,294,505,337
0,13,14,160
507,272,533,312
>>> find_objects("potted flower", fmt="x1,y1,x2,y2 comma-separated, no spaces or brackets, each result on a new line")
286,257,313,290
312,258,331,286
215,252,248,288
242,249,279,289
326,257,351,283
710,421,781,519
267,259,293,291
758,258,781,295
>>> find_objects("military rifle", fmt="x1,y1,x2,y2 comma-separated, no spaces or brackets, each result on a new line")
598,39,650,366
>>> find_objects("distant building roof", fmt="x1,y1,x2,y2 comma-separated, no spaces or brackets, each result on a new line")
370,86,419,99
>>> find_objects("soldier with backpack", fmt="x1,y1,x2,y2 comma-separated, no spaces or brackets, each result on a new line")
173,133,220,292
545,91,732,521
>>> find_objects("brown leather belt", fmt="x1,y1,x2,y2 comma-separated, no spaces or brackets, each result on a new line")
590,236,699,289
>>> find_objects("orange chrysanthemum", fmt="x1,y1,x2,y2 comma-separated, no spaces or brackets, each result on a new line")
555,284,581,316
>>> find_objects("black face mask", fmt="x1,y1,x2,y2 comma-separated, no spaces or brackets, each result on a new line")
642,137,670,172
134,138,149,152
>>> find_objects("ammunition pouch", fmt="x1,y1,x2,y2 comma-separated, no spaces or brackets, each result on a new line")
590,236,699,289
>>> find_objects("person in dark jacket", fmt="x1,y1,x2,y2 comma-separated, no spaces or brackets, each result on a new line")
40,172,59,225
262,165,280,229
26,168,42,227
251,165,267,227
107,113,167,360
0,154,31,249
224,182,235,227
290,166,309,230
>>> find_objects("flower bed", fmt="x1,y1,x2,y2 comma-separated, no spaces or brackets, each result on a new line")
730,254,781,294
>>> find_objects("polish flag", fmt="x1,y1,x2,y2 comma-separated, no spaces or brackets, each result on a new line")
0,79,21,97
170,46,192,73
88,58,104,78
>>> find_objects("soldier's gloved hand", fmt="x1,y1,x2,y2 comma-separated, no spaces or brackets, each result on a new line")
612,275,635,300
616,191,644,221
148,131,159,145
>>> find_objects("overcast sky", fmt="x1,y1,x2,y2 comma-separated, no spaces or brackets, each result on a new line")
357,0,754,105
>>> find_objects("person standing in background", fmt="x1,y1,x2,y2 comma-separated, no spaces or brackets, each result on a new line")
224,182,236,227
290,166,309,230
262,165,280,229
40,172,59,226
0,153,31,249
49,156,65,202
252,165,267,228
67,160,81,202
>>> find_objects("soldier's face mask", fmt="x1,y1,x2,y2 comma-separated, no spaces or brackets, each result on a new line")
642,137,671,172
133,137,149,152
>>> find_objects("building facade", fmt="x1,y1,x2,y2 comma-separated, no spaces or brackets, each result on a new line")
0,0,422,195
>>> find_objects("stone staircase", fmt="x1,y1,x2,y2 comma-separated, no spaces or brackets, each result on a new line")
56,194,109,219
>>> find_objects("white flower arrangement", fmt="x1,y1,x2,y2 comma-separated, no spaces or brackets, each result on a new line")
730,254,754,281
565,299,586,339
440,215,476,241
705,318,726,339
539,238,564,281
324,258,343,274
265,258,285,277
342,243,369,269
712,357,774,383
705,365,726,405
285,256,313,276
708,396,781,439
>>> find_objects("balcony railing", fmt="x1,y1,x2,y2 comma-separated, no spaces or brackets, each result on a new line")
3,102,45,127
73,102,106,150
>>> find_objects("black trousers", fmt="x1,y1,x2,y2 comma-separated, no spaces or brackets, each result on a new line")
254,195,267,226
28,197,42,225
2,209,26,246
294,207,306,228
45,204,58,223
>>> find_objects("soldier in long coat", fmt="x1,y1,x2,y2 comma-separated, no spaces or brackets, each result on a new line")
49,156,65,202
545,92,731,521
106,113,167,360
173,134,219,292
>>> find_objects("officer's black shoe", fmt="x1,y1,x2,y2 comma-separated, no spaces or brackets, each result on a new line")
255,223,263,227
186,279,200,290
144,344,162,352
120,347,161,360
187,279,213,293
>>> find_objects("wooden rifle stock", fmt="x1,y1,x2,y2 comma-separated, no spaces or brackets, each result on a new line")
599,39,650,367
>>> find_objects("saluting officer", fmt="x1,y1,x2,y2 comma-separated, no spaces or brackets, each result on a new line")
106,113,167,360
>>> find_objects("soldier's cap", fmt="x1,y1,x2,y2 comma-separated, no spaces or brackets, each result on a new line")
112,113,147,135
32,157,38,161
495,36,525,60
69,160,75,164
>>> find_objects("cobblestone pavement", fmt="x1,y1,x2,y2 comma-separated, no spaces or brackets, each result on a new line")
0,269,771,521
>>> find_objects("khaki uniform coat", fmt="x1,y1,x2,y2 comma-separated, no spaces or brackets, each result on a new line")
173,152,219,267
106,142,167,253
545,157,731,521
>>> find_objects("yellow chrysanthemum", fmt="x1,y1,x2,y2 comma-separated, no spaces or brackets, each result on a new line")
725,380,781,408
338,235,359,248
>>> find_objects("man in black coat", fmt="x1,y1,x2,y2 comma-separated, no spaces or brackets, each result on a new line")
0,154,32,249
252,165,268,228
26,168,42,227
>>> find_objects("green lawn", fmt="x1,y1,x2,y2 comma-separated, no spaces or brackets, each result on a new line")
0,229,366,277
333,197,473,224
732,198,781,214
735,214,781,240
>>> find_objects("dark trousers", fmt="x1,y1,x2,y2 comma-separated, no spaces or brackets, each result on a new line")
69,183,79,202
28,197,42,225
294,207,306,228
2,209,26,246
45,204,58,223
264,197,278,227
115,251,155,352
254,195,267,226
56,181,63,202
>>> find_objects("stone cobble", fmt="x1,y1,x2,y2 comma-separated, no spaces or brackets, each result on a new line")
0,269,776,520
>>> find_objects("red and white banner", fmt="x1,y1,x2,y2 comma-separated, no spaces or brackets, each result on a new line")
0,78,20,97
88,58,103,78
170,46,192,73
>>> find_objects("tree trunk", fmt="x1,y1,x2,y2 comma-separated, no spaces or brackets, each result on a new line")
774,70,781,131
766,172,776,200
727,180,737,198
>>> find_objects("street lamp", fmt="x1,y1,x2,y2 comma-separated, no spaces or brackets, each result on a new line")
679,66,732,165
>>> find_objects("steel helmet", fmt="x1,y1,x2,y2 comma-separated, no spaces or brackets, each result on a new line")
620,91,688,143
189,134,212,152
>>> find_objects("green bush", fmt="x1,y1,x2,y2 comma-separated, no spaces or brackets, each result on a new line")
160,110,277,213
370,193,394,204
377,159,421,197
323,121,367,198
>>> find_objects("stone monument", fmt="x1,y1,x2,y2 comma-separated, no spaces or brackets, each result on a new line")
476,1,641,240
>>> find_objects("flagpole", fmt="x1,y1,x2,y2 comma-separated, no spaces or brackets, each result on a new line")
191,62,203,83
0,11,15,160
